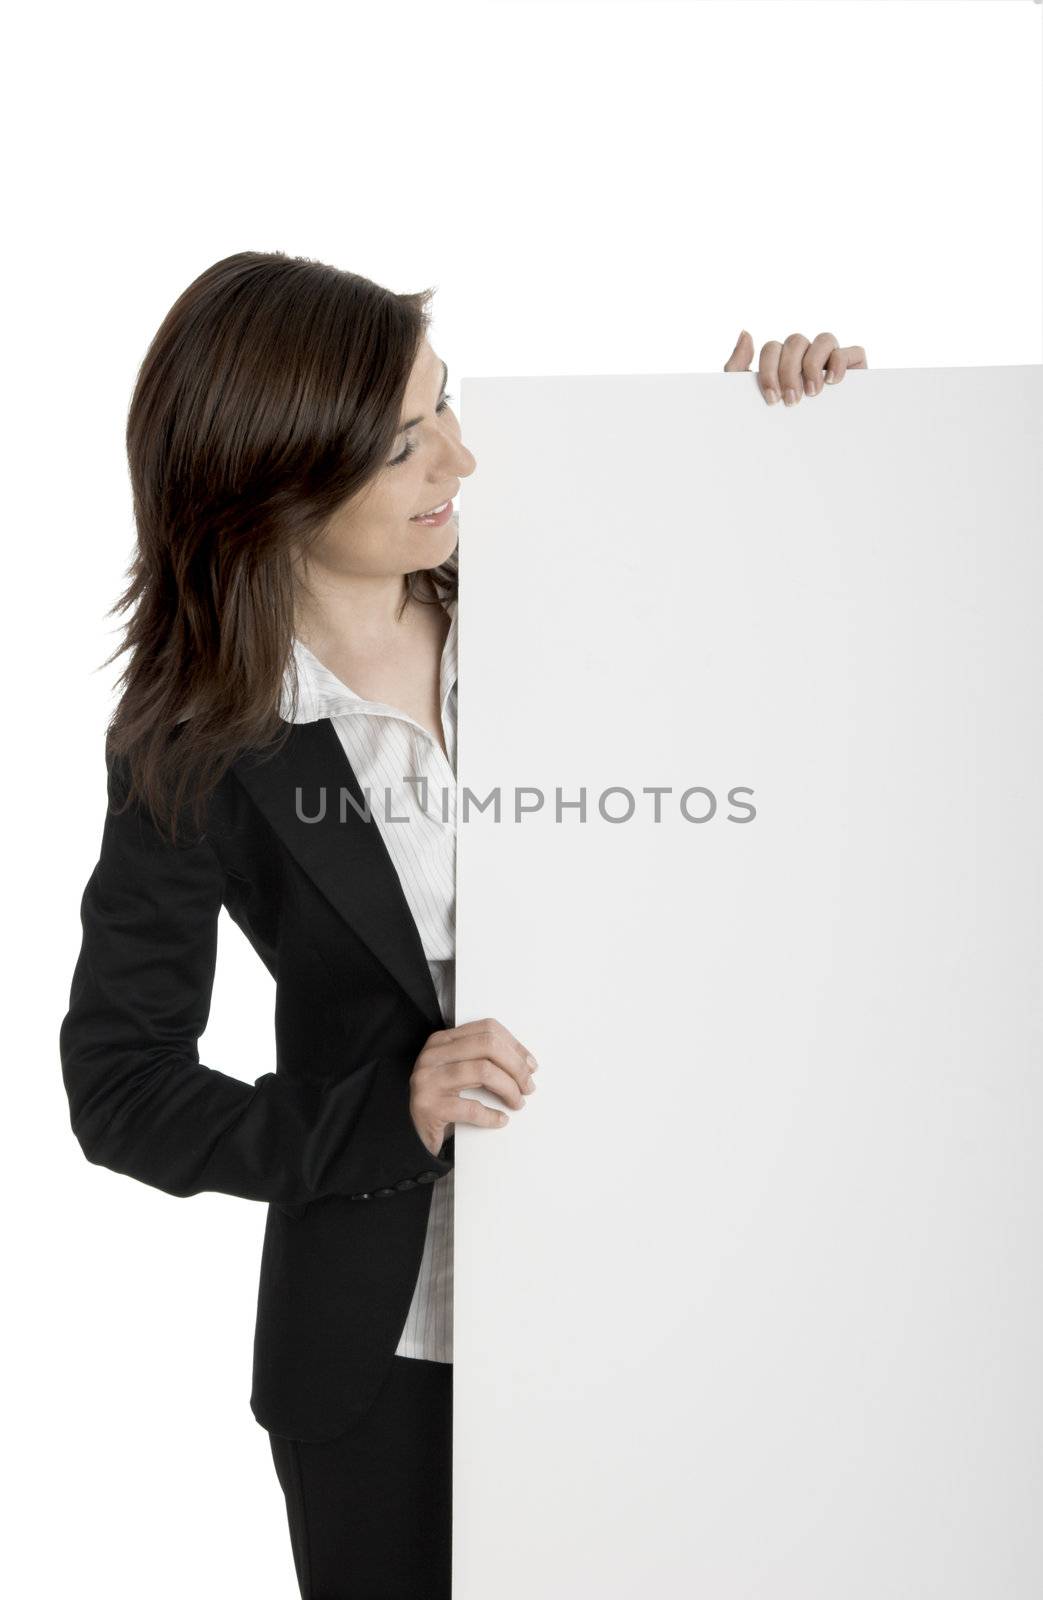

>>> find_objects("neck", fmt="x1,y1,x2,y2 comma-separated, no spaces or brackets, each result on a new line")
292,566,413,658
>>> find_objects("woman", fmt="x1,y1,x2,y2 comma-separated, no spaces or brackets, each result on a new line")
58,248,865,1598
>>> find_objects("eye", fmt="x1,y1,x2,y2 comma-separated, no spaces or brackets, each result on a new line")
388,392,455,467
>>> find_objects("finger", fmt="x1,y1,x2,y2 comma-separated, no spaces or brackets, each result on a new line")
459,1035,536,1096
425,1025,537,1093
439,1017,538,1072
824,344,869,387
461,1017,538,1071
450,1095,510,1130
777,332,812,405
758,339,783,404
801,331,840,396
723,329,753,372
447,1056,530,1110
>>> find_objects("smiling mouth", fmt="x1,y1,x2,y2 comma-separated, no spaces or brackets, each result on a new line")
409,498,454,522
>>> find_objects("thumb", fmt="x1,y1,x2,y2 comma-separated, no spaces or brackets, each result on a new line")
724,328,752,372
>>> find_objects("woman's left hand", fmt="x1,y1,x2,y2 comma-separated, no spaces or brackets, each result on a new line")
724,329,868,406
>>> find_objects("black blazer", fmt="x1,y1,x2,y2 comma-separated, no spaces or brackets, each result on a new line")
59,720,456,1442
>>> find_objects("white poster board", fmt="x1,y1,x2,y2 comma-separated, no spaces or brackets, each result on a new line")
453,366,1043,1598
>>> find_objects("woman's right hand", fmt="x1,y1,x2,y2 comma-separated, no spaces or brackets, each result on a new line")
409,1017,539,1157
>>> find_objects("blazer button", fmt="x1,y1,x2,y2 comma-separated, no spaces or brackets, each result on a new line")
372,1188,396,1199
354,1192,371,1200
415,1170,440,1185
395,1178,417,1191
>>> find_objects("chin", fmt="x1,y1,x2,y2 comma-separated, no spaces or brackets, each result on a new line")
424,514,459,568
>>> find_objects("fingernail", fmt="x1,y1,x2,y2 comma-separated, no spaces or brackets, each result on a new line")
526,1054,538,1069
805,381,818,398
784,388,797,405
825,371,836,384
764,389,779,405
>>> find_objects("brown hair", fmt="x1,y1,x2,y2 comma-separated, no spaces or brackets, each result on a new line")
104,249,458,844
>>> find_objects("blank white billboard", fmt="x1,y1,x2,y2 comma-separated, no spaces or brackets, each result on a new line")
453,365,1043,1598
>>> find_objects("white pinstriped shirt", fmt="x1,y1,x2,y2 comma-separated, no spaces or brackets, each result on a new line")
278,595,457,1364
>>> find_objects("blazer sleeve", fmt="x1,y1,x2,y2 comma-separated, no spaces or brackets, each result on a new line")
58,750,454,1206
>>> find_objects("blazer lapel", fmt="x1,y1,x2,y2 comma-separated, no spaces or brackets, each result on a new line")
232,721,445,1032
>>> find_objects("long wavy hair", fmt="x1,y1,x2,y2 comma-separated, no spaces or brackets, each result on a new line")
104,249,458,844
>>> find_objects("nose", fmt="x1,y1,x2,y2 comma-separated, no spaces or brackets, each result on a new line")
436,447,476,488
452,440,477,479
433,412,477,481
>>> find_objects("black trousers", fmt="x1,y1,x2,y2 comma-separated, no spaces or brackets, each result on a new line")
268,1355,453,1600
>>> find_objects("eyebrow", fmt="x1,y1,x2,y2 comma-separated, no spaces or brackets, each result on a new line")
396,360,449,435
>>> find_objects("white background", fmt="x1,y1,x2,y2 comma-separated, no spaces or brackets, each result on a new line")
3,2,1040,1595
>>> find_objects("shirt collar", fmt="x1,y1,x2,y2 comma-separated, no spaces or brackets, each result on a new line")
279,594,457,727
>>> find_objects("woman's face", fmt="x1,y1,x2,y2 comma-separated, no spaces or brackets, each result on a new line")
303,337,475,587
